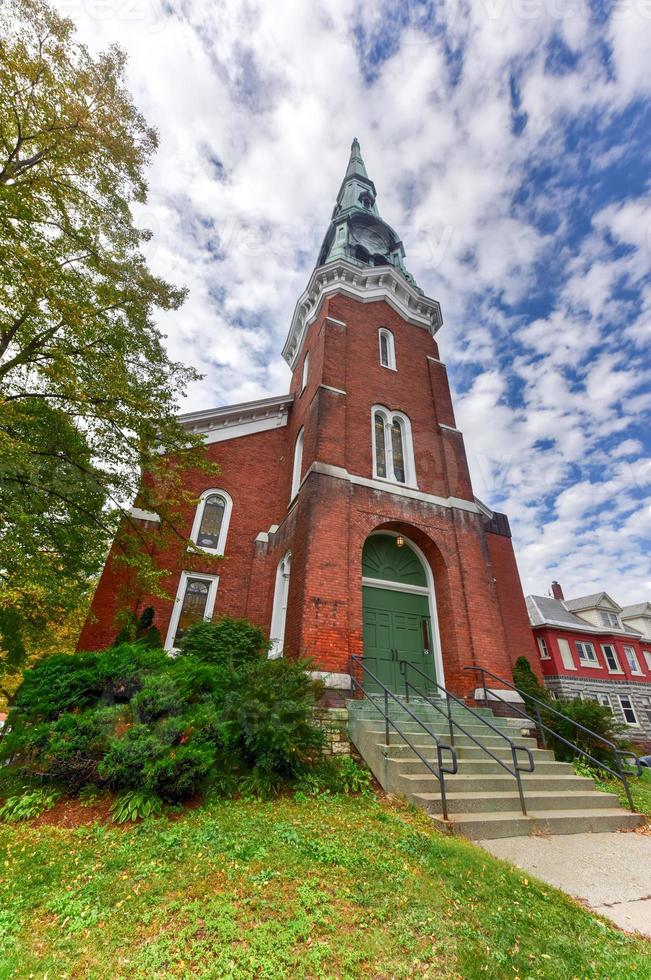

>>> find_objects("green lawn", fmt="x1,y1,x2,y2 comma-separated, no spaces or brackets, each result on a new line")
0,794,649,979
590,767,651,819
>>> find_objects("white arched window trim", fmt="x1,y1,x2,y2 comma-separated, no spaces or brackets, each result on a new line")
188,488,233,555
301,351,310,392
290,428,304,501
371,406,417,487
269,551,291,659
378,328,396,370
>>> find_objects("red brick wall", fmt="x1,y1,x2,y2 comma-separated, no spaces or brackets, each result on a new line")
79,290,535,702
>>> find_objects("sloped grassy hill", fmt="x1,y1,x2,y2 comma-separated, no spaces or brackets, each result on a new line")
0,794,649,979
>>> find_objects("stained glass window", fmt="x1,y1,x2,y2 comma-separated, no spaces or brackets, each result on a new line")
174,578,210,645
197,494,225,551
374,413,387,478
391,419,405,483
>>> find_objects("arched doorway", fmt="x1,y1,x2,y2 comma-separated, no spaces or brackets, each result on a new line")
362,532,442,693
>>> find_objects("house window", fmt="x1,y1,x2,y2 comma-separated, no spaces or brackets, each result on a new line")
290,428,304,501
601,644,622,673
599,610,620,629
586,691,611,709
269,551,291,659
643,650,651,671
189,489,232,555
623,645,643,675
165,572,219,651
537,637,550,660
378,328,396,370
557,638,576,671
576,641,599,666
371,407,416,486
618,694,639,725
301,352,309,392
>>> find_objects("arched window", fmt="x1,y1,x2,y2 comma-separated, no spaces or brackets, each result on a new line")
371,407,416,486
290,428,304,501
301,351,309,392
189,489,232,555
269,551,291,658
378,328,396,370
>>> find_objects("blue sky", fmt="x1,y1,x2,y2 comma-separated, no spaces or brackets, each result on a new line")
55,0,651,601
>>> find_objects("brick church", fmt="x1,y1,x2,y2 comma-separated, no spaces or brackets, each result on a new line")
79,139,537,701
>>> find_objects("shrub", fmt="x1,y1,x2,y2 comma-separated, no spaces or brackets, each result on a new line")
177,617,269,667
1,618,327,804
110,789,163,823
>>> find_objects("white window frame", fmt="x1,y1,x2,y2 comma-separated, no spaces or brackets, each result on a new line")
599,610,620,629
618,694,639,726
164,571,219,651
623,645,643,675
378,328,396,371
575,640,599,667
537,637,550,660
589,692,612,709
188,489,233,556
269,551,291,659
643,650,651,671
290,428,304,501
600,643,623,674
301,351,309,392
371,406,417,487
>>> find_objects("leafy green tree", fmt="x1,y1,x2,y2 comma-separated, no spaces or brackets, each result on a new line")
0,0,216,664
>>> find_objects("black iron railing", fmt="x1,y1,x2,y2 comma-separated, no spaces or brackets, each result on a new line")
464,665,642,812
349,655,457,820
399,661,535,816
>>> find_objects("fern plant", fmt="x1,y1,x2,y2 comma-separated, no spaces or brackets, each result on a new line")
110,789,163,824
0,788,60,822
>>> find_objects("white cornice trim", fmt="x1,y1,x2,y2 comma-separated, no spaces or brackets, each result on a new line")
319,384,346,395
439,423,461,433
282,259,443,368
307,460,479,514
179,393,293,444
129,507,161,523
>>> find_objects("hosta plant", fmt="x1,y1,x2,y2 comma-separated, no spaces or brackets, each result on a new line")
0,788,60,822
110,789,163,824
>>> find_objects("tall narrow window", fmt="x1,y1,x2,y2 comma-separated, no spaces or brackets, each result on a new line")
537,637,550,660
378,328,396,370
601,644,621,673
301,352,309,392
290,428,304,501
374,413,387,478
165,572,219,650
623,645,643,675
269,551,291,658
371,407,415,486
189,490,232,555
618,694,638,725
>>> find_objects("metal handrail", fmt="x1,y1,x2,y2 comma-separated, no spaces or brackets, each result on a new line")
399,661,534,816
349,656,457,820
464,665,642,812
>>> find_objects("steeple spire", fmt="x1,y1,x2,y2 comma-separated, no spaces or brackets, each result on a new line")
345,137,368,179
316,139,422,293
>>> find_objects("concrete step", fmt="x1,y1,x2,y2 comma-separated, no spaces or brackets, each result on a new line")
375,742,555,763
391,757,573,776
352,717,519,737
391,768,590,792
409,788,617,814
427,808,645,840
358,728,538,750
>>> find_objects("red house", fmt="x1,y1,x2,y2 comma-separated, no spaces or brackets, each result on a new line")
79,140,537,704
527,583,651,743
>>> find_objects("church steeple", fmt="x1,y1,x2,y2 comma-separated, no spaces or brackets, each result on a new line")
317,139,421,292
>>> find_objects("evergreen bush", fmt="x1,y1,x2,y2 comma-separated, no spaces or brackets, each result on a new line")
0,617,326,804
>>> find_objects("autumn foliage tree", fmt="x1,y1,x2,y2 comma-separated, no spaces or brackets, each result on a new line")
0,0,215,683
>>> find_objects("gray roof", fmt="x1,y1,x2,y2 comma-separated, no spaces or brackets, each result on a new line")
526,595,642,636
526,595,588,629
563,592,621,612
621,603,651,619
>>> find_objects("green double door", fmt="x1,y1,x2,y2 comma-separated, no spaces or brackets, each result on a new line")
362,586,436,694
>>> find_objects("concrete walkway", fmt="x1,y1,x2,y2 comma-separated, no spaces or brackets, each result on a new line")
479,832,651,938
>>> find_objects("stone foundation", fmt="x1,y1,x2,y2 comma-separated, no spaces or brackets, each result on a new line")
312,705,351,755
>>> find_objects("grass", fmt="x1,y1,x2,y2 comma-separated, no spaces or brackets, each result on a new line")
590,766,651,819
0,794,649,979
